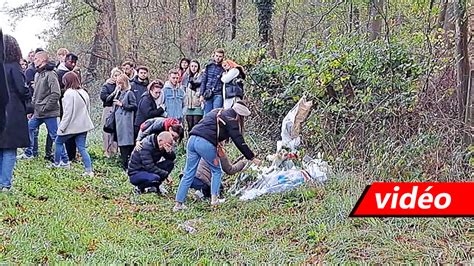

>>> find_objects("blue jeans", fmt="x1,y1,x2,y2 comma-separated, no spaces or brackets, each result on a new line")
55,133,92,172
175,135,222,203
25,119,53,158
203,94,223,114
26,117,68,162
0,149,17,188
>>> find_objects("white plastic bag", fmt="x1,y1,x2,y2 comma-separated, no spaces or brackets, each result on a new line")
239,170,307,201
280,97,313,151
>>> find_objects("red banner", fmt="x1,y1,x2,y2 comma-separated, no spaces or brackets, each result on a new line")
350,182,474,217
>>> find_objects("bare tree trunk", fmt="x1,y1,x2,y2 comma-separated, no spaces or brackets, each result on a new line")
353,5,360,31
105,0,120,65
212,0,226,40
230,0,237,40
436,0,448,29
369,0,383,41
445,0,456,49
465,70,474,144
187,0,198,57
177,0,183,51
255,0,277,58
128,0,138,62
279,1,290,56
455,0,470,120
85,14,107,84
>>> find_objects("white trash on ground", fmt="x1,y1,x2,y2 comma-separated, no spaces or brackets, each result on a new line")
229,96,331,201
238,155,330,201
279,96,313,152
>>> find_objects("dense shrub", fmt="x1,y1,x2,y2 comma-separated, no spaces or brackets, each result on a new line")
241,36,468,180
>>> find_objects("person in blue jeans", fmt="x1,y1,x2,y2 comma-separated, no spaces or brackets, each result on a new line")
0,34,31,191
24,51,69,165
199,48,225,114
174,100,261,211
53,72,95,175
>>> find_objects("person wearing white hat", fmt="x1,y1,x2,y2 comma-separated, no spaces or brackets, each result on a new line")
174,100,261,211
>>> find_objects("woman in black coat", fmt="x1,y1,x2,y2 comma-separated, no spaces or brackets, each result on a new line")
0,34,31,191
134,79,165,137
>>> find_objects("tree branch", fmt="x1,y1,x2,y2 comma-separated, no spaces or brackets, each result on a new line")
83,0,103,13
294,1,343,51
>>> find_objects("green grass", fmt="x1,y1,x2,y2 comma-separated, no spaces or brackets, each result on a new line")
0,124,472,263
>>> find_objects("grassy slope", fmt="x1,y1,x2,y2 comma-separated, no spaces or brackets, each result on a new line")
0,138,472,263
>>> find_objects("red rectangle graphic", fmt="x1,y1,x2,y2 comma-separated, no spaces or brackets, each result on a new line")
350,182,474,217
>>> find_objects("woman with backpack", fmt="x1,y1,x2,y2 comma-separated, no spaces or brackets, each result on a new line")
221,60,245,109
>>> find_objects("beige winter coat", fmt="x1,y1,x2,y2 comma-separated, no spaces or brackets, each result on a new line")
58,88,94,135
196,153,246,186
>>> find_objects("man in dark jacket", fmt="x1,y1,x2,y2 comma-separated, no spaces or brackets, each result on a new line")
131,65,150,102
200,48,225,114
56,52,78,161
128,132,175,194
56,53,77,91
22,51,69,165
18,47,54,161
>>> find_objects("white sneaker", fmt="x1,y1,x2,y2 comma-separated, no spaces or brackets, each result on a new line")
173,204,188,212
82,171,94,177
193,190,205,200
17,153,34,160
49,161,71,169
158,185,168,195
1,187,11,192
211,197,226,206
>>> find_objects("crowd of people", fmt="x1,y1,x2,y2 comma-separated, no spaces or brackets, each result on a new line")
0,34,261,211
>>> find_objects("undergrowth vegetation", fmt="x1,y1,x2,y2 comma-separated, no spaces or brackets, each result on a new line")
241,36,471,181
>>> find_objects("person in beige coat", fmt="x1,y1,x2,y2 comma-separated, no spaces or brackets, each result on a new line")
189,146,247,198
53,71,95,176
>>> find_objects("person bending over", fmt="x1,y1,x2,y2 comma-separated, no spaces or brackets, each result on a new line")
190,146,246,198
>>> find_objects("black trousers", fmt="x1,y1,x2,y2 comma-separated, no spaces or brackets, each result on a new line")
130,160,175,192
120,145,134,170
45,134,53,158
65,138,77,161
186,115,202,132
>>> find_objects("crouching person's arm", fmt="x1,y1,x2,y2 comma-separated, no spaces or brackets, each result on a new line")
220,153,246,175
139,150,169,180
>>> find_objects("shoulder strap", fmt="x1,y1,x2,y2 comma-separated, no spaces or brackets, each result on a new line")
76,90,89,113
216,108,225,145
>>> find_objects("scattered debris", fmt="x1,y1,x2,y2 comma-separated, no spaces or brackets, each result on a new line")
178,218,202,234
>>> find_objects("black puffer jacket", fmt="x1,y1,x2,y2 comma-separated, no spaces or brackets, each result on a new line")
134,92,165,127
127,134,176,177
190,108,255,160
